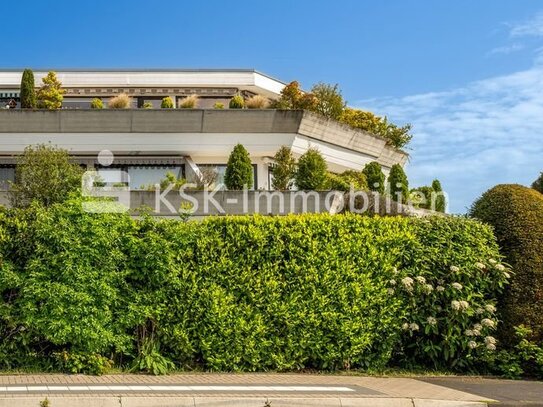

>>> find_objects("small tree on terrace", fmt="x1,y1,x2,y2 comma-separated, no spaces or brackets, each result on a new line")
362,161,385,194
9,144,83,208
532,172,543,194
272,81,318,110
271,146,296,190
161,96,174,108
36,71,65,110
20,68,36,109
388,164,409,203
224,143,253,190
310,82,346,120
295,148,328,190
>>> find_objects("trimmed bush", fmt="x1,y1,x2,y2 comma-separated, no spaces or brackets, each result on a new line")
432,179,446,213
224,144,253,190
470,184,543,344
328,170,368,191
362,162,385,194
0,203,508,373
178,95,198,109
245,94,269,109
295,148,328,190
388,164,409,203
161,97,174,109
20,68,36,109
229,94,245,109
90,98,103,109
108,93,132,109
271,146,296,190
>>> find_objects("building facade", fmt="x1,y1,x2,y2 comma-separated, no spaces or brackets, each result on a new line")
0,69,407,191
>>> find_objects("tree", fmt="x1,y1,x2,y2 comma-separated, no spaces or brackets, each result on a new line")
20,68,36,109
271,81,318,110
271,146,296,190
410,186,434,209
432,179,446,212
224,144,253,189
36,71,65,110
9,144,83,208
388,164,409,203
362,162,385,194
339,108,413,149
532,172,543,194
295,148,328,190
161,97,174,109
310,82,345,120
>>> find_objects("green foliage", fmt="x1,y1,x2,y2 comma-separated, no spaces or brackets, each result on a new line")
271,146,296,190
224,144,253,189
328,170,368,191
9,144,83,208
295,148,328,190
310,82,345,120
388,164,409,203
470,184,543,344
362,162,385,194
229,94,245,109
532,172,543,194
142,101,153,109
139,171,187,191
40,398,50,407
271,81,318,110
36,71,65,110
213,102,224,109
339,108,413,149
161,96,174,109
480,325,543,379
20,68,36,109
0,202,507,373
90,98,103,109
431,179,446,213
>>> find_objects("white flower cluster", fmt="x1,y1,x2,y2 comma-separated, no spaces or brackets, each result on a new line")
416,276,426,284
485,336,497,350
423,284,434,293
451,282,463,290
451,300,469,311
387,288,395,295
402,322,419,331
436,285,445,292
481,318,495,328
401,277,414,291
495,264,505,271
485,304,496,313
389,279,397,286
475,262,486,270
450,265,460,273
427,316,437,326
468,341,478,349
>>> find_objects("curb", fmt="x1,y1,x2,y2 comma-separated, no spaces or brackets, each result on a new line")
0,396,489,407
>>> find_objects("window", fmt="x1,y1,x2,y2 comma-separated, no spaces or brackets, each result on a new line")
96,164,185,189
0,165,15,190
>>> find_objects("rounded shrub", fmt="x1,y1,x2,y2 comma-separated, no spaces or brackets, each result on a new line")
229,94,245,109
328,170,368,191
388,164,409,203
295,148,328,190
362,161,385,194
161,97,174,109
470,184,543,344
224,143,253,190
108,93,131,109
90,98,103,109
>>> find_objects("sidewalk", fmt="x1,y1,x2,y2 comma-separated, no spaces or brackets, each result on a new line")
0,373,494,407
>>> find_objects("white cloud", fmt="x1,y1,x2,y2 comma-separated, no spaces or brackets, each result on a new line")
357,67,543,213
510,12,543,37
487,43,524,56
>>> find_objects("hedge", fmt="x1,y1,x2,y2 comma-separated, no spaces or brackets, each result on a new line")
0,201,509,373
470,184,543,344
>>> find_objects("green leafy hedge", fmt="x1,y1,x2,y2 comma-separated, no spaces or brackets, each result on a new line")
0,201,509,373
471,184,543,345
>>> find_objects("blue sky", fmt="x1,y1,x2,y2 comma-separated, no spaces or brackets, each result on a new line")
2,0,543,212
